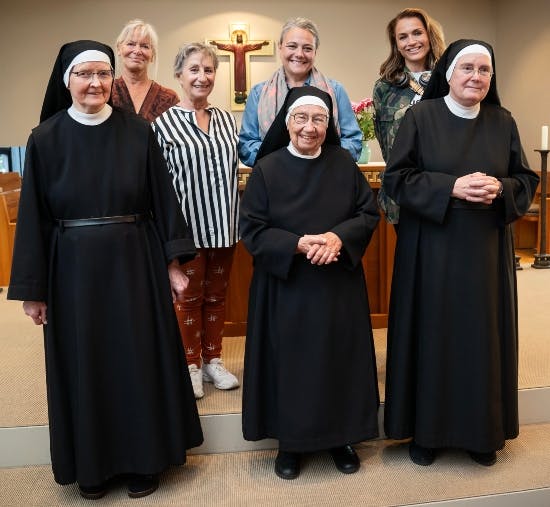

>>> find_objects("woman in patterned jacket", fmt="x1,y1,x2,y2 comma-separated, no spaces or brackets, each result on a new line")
373,8,445,227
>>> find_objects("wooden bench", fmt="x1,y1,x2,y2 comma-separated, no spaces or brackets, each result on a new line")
0,175,21,286
0,172,22,192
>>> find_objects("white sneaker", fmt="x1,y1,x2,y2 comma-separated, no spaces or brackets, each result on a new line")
188,364,204,399
202,358,239,390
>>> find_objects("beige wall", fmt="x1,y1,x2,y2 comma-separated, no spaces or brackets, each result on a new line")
2,0,549,168
496,0,550,171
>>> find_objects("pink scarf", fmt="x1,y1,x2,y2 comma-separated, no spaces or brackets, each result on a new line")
257,66,340,139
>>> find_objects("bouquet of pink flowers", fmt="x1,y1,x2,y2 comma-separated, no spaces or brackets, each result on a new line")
351,98,375,141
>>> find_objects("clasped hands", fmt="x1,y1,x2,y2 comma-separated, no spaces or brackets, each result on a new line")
297,231,342,265
452,172,502,204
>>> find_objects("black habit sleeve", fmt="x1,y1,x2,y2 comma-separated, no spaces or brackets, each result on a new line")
330,167,380,268
384,105,539,226
239,167,301,280
8,134,53,302
146,128,196,264
500,120,540,224
382,108,456,225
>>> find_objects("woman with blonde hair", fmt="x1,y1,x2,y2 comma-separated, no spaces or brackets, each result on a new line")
112,19,179,121
373,8,445,226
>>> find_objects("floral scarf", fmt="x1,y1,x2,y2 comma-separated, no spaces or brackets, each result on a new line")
257,66,340,139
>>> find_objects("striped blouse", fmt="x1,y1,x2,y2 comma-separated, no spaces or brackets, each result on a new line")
152,106,239,248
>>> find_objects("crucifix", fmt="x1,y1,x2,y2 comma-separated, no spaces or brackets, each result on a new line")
208,24,274,111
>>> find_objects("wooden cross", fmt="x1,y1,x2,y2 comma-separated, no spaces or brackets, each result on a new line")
208,24,274,111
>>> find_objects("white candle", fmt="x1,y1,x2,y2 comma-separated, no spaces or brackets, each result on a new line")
542,125,549,150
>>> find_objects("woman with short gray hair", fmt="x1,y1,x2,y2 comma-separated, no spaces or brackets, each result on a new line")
153,42,240,400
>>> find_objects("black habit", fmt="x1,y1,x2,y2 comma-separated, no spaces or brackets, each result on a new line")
8,109,203,485
239,145,380,452
383,98,539,452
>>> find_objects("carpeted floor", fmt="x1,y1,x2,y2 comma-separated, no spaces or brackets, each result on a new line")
0,265,549,427
1,423,550,506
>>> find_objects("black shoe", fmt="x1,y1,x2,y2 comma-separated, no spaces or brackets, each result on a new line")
469,450,497,466
329,445,360,474
409,441,435,466
127,474,159,498
78,483,107,500
275,451,300,480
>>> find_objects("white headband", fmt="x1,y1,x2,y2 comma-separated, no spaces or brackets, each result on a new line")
445,44,492,82
285,96,329,124
63,50,112,86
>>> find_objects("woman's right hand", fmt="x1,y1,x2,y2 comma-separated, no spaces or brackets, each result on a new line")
168,260,189,302
23,301,47,325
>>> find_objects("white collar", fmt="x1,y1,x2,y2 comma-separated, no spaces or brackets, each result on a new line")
68,104,112,125
287,141,321,159
444,94,480,119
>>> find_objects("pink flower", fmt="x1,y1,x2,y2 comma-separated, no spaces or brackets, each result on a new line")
350,101,364,114
361,98,373,108
352,97,375,141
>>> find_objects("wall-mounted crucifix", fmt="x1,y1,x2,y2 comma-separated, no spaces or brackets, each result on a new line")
208,24,274,111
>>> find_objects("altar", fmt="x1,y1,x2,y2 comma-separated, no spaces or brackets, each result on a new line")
223,163,395,334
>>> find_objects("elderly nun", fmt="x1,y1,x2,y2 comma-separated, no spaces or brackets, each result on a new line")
382,39,539,467
8,40,203,499
239,85,380,480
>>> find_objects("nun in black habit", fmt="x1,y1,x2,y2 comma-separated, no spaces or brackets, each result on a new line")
239,86,380,480
382,39,539,466
8,40,203,499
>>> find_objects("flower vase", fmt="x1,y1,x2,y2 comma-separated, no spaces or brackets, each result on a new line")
358,140,371,164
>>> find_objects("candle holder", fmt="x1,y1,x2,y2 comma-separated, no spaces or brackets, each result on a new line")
532,149,550,269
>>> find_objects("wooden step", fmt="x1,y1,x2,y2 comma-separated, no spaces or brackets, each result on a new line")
2,385,550,467
1,422,549,506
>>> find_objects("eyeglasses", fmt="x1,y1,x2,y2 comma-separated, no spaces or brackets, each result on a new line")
457,64,493,79
289,113,328,126
70,70,114,81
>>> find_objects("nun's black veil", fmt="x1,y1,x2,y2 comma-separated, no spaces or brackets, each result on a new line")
422,39,501,106
254,85,340,163
40,40,115,123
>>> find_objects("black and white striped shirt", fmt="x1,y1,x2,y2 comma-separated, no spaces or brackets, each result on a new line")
153,106,239,248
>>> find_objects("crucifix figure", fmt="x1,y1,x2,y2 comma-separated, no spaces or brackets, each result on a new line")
208,26,273,111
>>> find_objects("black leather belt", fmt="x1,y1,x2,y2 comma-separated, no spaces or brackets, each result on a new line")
57,214,148,230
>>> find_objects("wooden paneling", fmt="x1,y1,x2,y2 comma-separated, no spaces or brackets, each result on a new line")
538,197,550,254
514,169,550,251
515,214,538,250
224,242,254,336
